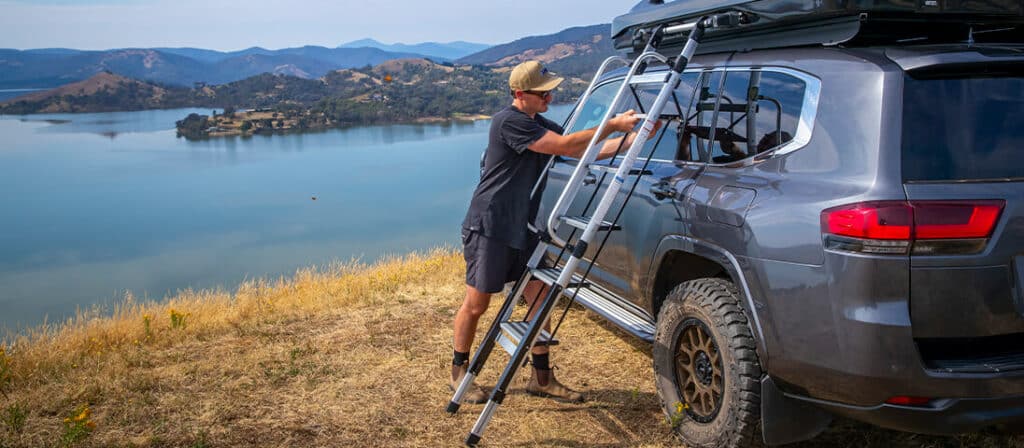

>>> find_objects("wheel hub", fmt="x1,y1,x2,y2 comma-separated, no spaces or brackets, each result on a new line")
673,318,724,423
695,351,713,385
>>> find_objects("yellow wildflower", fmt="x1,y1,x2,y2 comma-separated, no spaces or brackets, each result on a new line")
675,402,689,414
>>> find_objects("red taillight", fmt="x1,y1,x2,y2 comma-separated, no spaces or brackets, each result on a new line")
913,201,1003,239
885,396,932,407
823,202,912,240
821,200,1005,255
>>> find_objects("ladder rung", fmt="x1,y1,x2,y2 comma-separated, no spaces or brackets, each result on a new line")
497,322,559,356
628,72,672,85
531,267,589,289
560,215,621,232
627,113,678,121
588,164,653,176
532,267,557,286
696,102,750,113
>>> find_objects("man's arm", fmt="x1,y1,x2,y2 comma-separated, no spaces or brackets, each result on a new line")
593,119,664,160
527,110,641,157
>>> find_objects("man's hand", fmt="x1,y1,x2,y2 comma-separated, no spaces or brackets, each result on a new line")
608,109,641,133
649,118,663,136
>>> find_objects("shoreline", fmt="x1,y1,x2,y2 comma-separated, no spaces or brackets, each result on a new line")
177,109,493,140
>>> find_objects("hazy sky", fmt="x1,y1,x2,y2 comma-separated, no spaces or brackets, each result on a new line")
0,0,636,51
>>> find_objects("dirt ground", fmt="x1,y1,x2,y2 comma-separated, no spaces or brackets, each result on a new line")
1,250,1021,447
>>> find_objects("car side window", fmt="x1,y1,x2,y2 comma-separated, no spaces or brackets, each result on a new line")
644,72,703,162
687,69,806,165
608,72,703,163
687,71,724,163
753,71,805,155
567,80,628,134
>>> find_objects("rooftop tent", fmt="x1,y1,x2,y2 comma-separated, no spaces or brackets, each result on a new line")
612,0,1024,56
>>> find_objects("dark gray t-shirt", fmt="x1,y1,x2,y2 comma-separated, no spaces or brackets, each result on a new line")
462,105,565,249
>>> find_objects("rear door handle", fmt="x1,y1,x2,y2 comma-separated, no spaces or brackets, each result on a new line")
650,181,678,200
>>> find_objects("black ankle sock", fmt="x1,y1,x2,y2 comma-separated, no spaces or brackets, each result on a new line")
532,353,550,371
453,350,470,366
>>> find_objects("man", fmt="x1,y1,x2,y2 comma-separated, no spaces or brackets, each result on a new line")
451,60,650,404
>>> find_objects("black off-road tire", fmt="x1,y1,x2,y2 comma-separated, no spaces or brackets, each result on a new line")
654,278,762,448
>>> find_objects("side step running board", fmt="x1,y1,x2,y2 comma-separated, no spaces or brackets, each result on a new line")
532,267,656,341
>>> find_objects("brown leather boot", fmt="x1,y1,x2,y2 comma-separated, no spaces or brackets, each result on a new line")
526,368,585,403
450,362,488,404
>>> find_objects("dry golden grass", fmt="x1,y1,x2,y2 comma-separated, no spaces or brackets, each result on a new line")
0,248,1021,447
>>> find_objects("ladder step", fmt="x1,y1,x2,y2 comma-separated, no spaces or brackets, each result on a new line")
531,268,656,342
497,321,559,356
559,215,621,232
531,267,589,289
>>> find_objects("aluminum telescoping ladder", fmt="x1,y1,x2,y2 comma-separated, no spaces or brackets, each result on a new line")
447,12,750,447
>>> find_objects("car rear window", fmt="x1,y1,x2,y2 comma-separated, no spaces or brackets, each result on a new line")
902,73,1024,182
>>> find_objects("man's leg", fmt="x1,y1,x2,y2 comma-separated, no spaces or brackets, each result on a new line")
449,284,491,404
522,279,551,356
453,285,491,354
522,279,584,403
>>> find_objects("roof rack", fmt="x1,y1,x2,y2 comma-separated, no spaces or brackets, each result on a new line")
612,0,1024,57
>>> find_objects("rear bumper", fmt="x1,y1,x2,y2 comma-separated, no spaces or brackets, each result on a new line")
809,394,1024,435
747,254,1024,433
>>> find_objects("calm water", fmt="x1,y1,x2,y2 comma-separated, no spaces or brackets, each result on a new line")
0,89,44,102
0,105,574,336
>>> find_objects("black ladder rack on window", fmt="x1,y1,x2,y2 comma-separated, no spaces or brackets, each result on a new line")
445,11,755,447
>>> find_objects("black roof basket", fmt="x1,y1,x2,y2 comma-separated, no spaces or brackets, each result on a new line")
613,0,1024,57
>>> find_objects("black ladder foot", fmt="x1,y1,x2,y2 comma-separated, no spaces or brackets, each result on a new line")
465,433,482,447
446,401,461,414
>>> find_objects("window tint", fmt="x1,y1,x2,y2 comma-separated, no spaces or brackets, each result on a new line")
686,70,804,164
902,75,1024,182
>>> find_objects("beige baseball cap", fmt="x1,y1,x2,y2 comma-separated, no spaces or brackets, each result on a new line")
509,61,564,92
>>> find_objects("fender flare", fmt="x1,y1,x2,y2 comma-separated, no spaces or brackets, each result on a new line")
646,234,769,363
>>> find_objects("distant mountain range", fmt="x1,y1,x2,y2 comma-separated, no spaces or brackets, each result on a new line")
337,39,489,61
0,23,617,116
0,24,613,92
0,46,430,89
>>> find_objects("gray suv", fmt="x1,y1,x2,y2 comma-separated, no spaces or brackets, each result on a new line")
535,1,1024,446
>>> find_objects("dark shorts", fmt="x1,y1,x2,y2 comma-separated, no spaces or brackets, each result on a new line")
463,229,537,294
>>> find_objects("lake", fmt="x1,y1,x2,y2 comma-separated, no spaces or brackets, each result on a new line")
0,89,44,102
0,104,574,336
